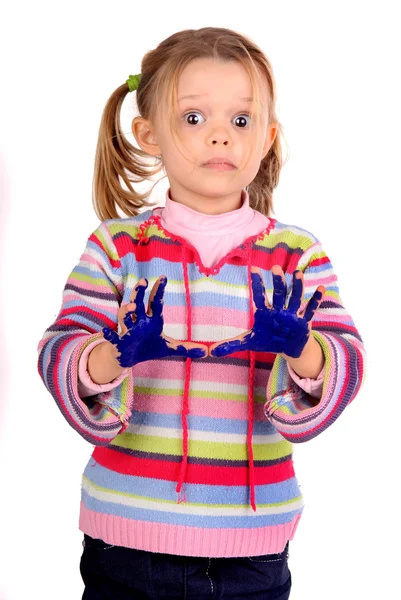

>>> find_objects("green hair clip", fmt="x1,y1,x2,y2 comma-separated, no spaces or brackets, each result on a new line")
126,73,142,92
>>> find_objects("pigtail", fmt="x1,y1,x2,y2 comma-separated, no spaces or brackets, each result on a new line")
92,83,163,221
248,125,288,217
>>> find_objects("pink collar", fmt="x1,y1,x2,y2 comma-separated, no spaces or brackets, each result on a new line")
154,189,255,236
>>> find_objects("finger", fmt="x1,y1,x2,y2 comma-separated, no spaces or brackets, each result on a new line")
250,268,268,310
117,303,137,335
272,265,287,311
303,285,325,323
287,271,303,314
123,310,137,330
148,276,167,317
130,278,148,320
163,336,208,359
209,333,250,357
102,327,119,346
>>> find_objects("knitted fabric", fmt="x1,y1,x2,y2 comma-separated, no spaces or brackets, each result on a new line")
37,211,365,557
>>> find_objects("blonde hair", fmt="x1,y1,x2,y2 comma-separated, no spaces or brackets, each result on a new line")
93,27,288,221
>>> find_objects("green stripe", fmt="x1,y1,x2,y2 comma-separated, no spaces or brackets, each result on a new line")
83,476,301,509
134,386,267,404
256,230,313,251
112,433,292,461
71,271,117,289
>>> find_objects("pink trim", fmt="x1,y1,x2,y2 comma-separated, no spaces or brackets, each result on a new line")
138,214,276,277
79,502,301,557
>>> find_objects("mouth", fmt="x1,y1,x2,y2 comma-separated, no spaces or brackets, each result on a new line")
202,158,236,171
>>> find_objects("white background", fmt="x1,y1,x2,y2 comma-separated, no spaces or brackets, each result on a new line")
0,1,399,598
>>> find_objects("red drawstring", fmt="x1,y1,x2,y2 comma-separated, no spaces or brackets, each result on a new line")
139,214,272,512
247,261,257,511
176,247,192,500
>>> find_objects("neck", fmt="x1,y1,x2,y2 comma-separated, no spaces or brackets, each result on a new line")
168,182,244,215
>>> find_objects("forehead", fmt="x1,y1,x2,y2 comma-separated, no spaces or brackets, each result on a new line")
177,58,266,104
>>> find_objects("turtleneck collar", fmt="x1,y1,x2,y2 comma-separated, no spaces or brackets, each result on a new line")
159,188,255,236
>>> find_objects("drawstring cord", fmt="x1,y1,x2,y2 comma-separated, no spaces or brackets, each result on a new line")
138,214,272,512
247,260,257,512
176,246,192,501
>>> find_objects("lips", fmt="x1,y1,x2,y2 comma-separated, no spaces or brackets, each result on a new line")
203,158,236,167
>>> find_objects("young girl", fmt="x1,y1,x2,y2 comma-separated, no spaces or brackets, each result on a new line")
37,27,365,599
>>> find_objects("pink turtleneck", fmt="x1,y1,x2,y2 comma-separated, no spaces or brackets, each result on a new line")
152,189,268,268
77,189,324,397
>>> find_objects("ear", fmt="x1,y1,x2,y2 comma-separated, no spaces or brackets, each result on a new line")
262,123,278,158
131,117,161,157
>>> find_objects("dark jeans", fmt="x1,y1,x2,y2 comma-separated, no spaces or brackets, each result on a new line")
80,534,291,599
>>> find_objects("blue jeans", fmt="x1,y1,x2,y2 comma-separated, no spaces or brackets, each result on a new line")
80,534,291,599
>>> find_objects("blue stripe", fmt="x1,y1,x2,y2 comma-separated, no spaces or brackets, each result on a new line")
131,411,277,436
81,490,301,528
84,460,301,505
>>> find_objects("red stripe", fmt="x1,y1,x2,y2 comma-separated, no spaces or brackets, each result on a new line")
117,237,300,271
92,447,295,486
90,232,121,268
313,321,359,335
249,247,300,273
309,255,331,267
57,306,116,330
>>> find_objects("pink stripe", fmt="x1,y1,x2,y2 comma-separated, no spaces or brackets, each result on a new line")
133,392,268,422
314,314,353,324
163,305,250,327
306,274,337,286
80,502,301,557
134,359,265,386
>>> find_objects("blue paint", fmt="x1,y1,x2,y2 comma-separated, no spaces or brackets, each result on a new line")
103,277,207,367
210,270,322,359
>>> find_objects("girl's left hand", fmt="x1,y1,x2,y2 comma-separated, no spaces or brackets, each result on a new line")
209,266,325,359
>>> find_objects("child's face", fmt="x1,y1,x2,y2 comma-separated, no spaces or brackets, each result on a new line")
136,58,276,211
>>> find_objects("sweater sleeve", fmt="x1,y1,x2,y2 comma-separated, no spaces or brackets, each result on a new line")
265,239,366,442
37,222,134,445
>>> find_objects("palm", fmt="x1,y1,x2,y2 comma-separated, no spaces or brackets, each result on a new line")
210,267,324,359
103,277,207,367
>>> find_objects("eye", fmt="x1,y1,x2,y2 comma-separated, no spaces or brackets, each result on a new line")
184,112,205,125
232,114,250,128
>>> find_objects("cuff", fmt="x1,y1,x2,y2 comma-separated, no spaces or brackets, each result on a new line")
78,338,129,397
287,364,325,399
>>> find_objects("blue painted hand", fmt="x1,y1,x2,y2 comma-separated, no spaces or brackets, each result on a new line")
102,276,208,368
209,266,325,359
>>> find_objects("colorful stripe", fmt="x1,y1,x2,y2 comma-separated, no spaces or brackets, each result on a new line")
37,212,365,557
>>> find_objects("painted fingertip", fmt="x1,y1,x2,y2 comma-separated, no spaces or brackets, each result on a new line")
136,278,148,288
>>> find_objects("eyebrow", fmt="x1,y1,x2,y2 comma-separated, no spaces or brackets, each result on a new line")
178,94,253,102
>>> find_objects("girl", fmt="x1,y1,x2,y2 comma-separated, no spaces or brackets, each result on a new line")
37,27,365,599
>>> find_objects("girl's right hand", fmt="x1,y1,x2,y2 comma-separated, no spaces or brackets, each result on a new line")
102,276,208,367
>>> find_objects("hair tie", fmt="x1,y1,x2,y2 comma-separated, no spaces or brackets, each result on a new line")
126,74,142,92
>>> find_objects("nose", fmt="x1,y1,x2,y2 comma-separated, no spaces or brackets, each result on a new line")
206,125,231,146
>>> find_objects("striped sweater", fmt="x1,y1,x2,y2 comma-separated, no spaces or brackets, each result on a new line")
37,211,365,557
